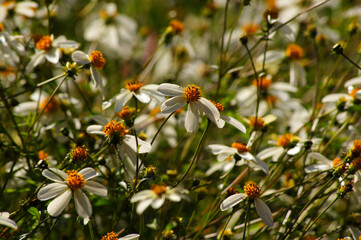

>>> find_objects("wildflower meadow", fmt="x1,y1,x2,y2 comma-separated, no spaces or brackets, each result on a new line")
1,0,361,239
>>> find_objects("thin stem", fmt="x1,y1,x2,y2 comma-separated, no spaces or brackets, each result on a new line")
173,120,210,187
243,203,250,240
219,214,232,240
340,52,361,70
88,221,94,240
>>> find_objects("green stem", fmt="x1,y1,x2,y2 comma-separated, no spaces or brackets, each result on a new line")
219,214,232,239
88,221,94,240
243,202,250,240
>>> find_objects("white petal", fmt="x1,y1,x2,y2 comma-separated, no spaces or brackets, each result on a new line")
84,180,107,197
42,168,68,182
322,93,352,103
287,145,301,155
254,198,274,227
160,96,186,114
124,135,152,154
44,48,60,64
114,91,133,112
185,102,199,133
220,193,246,211
151,196,165,209
304,164,330,173
86,125,106,135
92,115,109,126
118,234,140,240
90,66,105,98
136,198,153,214
206,144,228,154
0,216,18,229
167,192,182,202
257,147,283,160
252,157,269,174
158,83,184,96
79,167,99,180
198,98,223,128
270,82,297,92
135,91,151,103
38,183,68,201
47,189,72,217
345,76,361,87
74,189,92,225
72,51,91,64
13,102,38,115
221,116,246,133
131,190,154,202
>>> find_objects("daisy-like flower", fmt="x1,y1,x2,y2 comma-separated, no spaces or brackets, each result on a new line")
157,83,224,133
0,1,38,21
26,35,78,73
206,141,268,176
220,181,274,227
286,43,306,87
211,101,246,133
0,212,18,229
37,167,107,225
103,81,165,112
305,152,344,173
72,50,106,98
101,232,139,240
130,184,188,214
86,116,151,165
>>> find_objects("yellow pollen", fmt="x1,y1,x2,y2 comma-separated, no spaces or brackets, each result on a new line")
227,187,239,197
286,43,304,60
244,181,261,199
145,165,157,177
253,77,272,90
266,0,276,8
36,36,53,51
277,134,294,148
211,101,224,112
37,150,49,160
332,158,341,167
103,121,129,144
101,231,119,240
40,97,59,113
152,184,167,196
89,51,106,69
242,23,260,36
231,142,250,153
118,106,133,120
162,229,175,239
0,23,3,32
351,157,361,171
66,170,85,190
72,145,89,162
170,20,185,34
125,81,143,92
250,116,265,130
184,85,201,102
351,140,361,160
350,88,360,99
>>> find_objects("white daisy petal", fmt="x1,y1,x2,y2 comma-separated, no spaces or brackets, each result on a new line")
114,91,134,112
220,193,246,211
136,198,153,214
74,189,92,225
158,83,184,96
124,135,152,154
135,91,151,103
221,116,246,133
37,183,68,201
198,98,224,128
161,96,186,114
185,102,199,133
167,192,182,202
72,51,91,64
47,189,72,217
118,234,140,240
90,66,105,98
79,167,99,180
304,164,330,173
42,168,68,182
0,215,18,229
84,180,108,197
151,196,165,209
131,190,154,202
254,198,274,227
44,48,60,64
86,125,106,135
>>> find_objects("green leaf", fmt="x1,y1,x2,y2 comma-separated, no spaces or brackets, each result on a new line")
27,207,40,220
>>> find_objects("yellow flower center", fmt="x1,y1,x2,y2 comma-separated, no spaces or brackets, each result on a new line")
72,145,89,162
162,229,175,239
250,116,265,130
351,157,361,171
231,142,250,153
253,77,272,90
0,23,4,32
152,184,167,196
37,150,49,160
89,51,106,69
103,121,129,144
211,101,224,112
101,231,119,240
242,23,260,36
145,165,157,177
40,96,59,113
125,81,143,92
351,140,361,160
276,134,296,148
66,170,85,190
184,85,201,102
36,36,52,51
332,158,341,167
2,1,16,9
286,43,303,60
266,95,278,106
118,106,133,120
244,181,261,199
350,88,360,99
170,20,185,34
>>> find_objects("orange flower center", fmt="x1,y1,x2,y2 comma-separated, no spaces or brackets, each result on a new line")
211,101,224,112
250,116,265,130
149,107,161,116
101,231,119,240
0,23,4,32
170,20,185,34
244,181,260,199
40,97,59,113
351,140,361,160
118,106,133,120
89,51,106,69
103,121,129,144
125,81,143,92
351,157,361,171
2,1,16,9
66,170,85,190
38,150,49,160
231,142,250,153
277,134,294,148
286,43,303,60
253,77,272,90
184,85,201,102
242,23,260,36
72,146,89,162
152,184,167,196
36,36,53,51
332,158,341,167
266,95,278,105
350,88,360,99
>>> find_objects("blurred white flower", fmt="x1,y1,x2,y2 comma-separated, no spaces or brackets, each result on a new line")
130,185,188,214
158,83,224,132
0,212,18,229
37,167,107,225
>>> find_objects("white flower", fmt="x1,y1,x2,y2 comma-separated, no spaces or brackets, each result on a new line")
103,81,165,111
304,152,341,173
157,83,224,132
0,212,18,229
0,1,38,21
130,185,188,214
220,181,273,227
101,232,140,240
37,167,107,225
72,50,106,98
211,101,246,133
206,142,268,176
